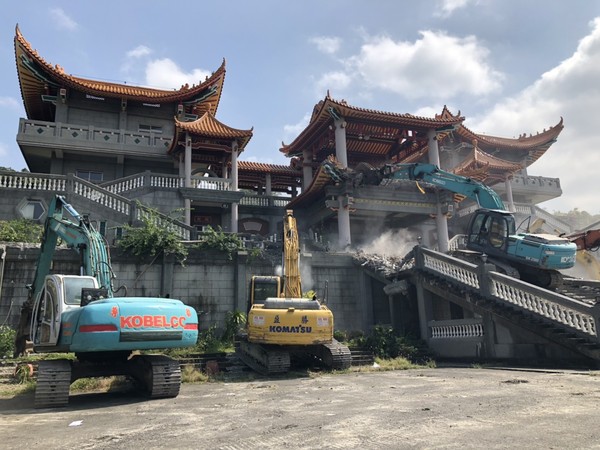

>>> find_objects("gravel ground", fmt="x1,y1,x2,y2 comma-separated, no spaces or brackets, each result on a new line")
1,367,600,449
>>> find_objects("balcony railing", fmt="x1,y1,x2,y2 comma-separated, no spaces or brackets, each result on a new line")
18,119,172,151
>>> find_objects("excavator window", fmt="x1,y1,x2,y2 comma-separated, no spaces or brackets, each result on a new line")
489,217,508,249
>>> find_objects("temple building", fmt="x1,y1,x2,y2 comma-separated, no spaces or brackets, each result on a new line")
5,25,568,250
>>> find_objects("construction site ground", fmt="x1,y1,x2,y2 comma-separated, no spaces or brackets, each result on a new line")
1,366,600,449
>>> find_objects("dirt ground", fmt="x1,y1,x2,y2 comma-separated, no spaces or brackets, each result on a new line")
1,367,600,449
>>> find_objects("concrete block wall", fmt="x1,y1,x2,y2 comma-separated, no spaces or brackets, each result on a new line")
0,245,373,336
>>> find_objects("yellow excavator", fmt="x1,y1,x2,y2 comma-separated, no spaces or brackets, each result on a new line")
237,210,351,374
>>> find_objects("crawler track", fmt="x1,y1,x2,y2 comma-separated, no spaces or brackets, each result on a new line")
133,355,182,398
319,339,352,370
35,359,72,409
236,340,291,375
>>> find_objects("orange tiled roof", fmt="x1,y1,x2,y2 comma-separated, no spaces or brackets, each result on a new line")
238,161,300,176
14,25,226,120
456,118,564,165
280,94,465,157
175,113,252,143
453,147,523,182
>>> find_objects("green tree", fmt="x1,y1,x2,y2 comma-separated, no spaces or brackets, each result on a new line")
0,218,43,243
118,205,188,264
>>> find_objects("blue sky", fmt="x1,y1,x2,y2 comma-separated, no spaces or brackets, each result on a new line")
1,1,600,214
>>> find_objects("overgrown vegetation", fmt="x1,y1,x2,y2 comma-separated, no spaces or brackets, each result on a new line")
337,325,433,365
195,226,244,260
0,218,43,243
0,325,15,358
221,310,246,344
118,204,188,264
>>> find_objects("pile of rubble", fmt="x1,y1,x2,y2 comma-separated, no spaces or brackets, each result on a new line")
353,249,415,280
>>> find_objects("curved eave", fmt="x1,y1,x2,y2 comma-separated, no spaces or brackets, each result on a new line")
287,163,334,209
238,161,300,177
169,114,253,153
453,147,522,182
15,25,226,119
281,95,464,157
458,118,564,152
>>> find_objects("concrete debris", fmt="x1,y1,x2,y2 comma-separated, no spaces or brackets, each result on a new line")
353,249,415,279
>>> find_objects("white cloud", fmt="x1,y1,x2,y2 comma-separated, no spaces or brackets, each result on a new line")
283,113,311,143
468,17,600,213
49,8,79,31
347,30,503,100
435,0,477,17
315,71,352,95
0,97,20,110
127,45,152,59
145,59,211,90
310,36,342,54
0,143,8,158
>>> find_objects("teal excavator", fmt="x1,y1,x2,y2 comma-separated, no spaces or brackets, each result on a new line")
342,162,578,289
14,195,198,407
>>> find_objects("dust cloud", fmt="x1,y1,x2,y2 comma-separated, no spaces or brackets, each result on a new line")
358,228,417,258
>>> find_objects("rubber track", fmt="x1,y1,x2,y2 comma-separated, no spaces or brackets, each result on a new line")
321,339,352,370
236,340,290,375
35,359,72,408
144,355,181,399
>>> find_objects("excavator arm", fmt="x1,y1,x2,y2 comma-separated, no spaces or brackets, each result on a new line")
14,195,114,356
382,163,506,210
282,210,302,298
564,229,600,251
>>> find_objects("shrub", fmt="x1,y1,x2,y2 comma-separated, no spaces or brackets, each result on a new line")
0,219,43,243
221,310,246,344
118,205,187,264
0,325,15,358
195,226,243,260
363,325,432,363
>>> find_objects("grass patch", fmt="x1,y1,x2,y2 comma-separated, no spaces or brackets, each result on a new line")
181,365,209,383
71,376,129,393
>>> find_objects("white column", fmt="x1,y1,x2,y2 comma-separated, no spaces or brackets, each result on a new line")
265,173,272,196
334,118,351,248
427,129,440,167
302,148,313,190
505,176,515,212
435,200,449,253
428,129,448,252
184,133,192,226
338,196,351,250
185,132,192,187
334,118,348,168
231,141,239,233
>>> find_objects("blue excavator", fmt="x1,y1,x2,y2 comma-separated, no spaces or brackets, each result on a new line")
354,162,578,289
14,195,198,407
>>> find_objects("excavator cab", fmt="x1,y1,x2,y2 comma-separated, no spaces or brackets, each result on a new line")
467,209,515,254
248,275,281,311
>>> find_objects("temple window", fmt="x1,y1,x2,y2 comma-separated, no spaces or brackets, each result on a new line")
18,198,46,221
76,170,103,182
138,124,163,134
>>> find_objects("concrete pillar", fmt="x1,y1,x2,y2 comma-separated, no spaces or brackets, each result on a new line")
265,173,272,196
334,118,351,248
185,133,192,187
427,129,441,167
428,128,448,252
231,141,239,233
436,199,449,253
302,148,313,190
415,277,433,342
334,119,348,168
184,133,192,226
337,196,351,249
505,176,515,212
